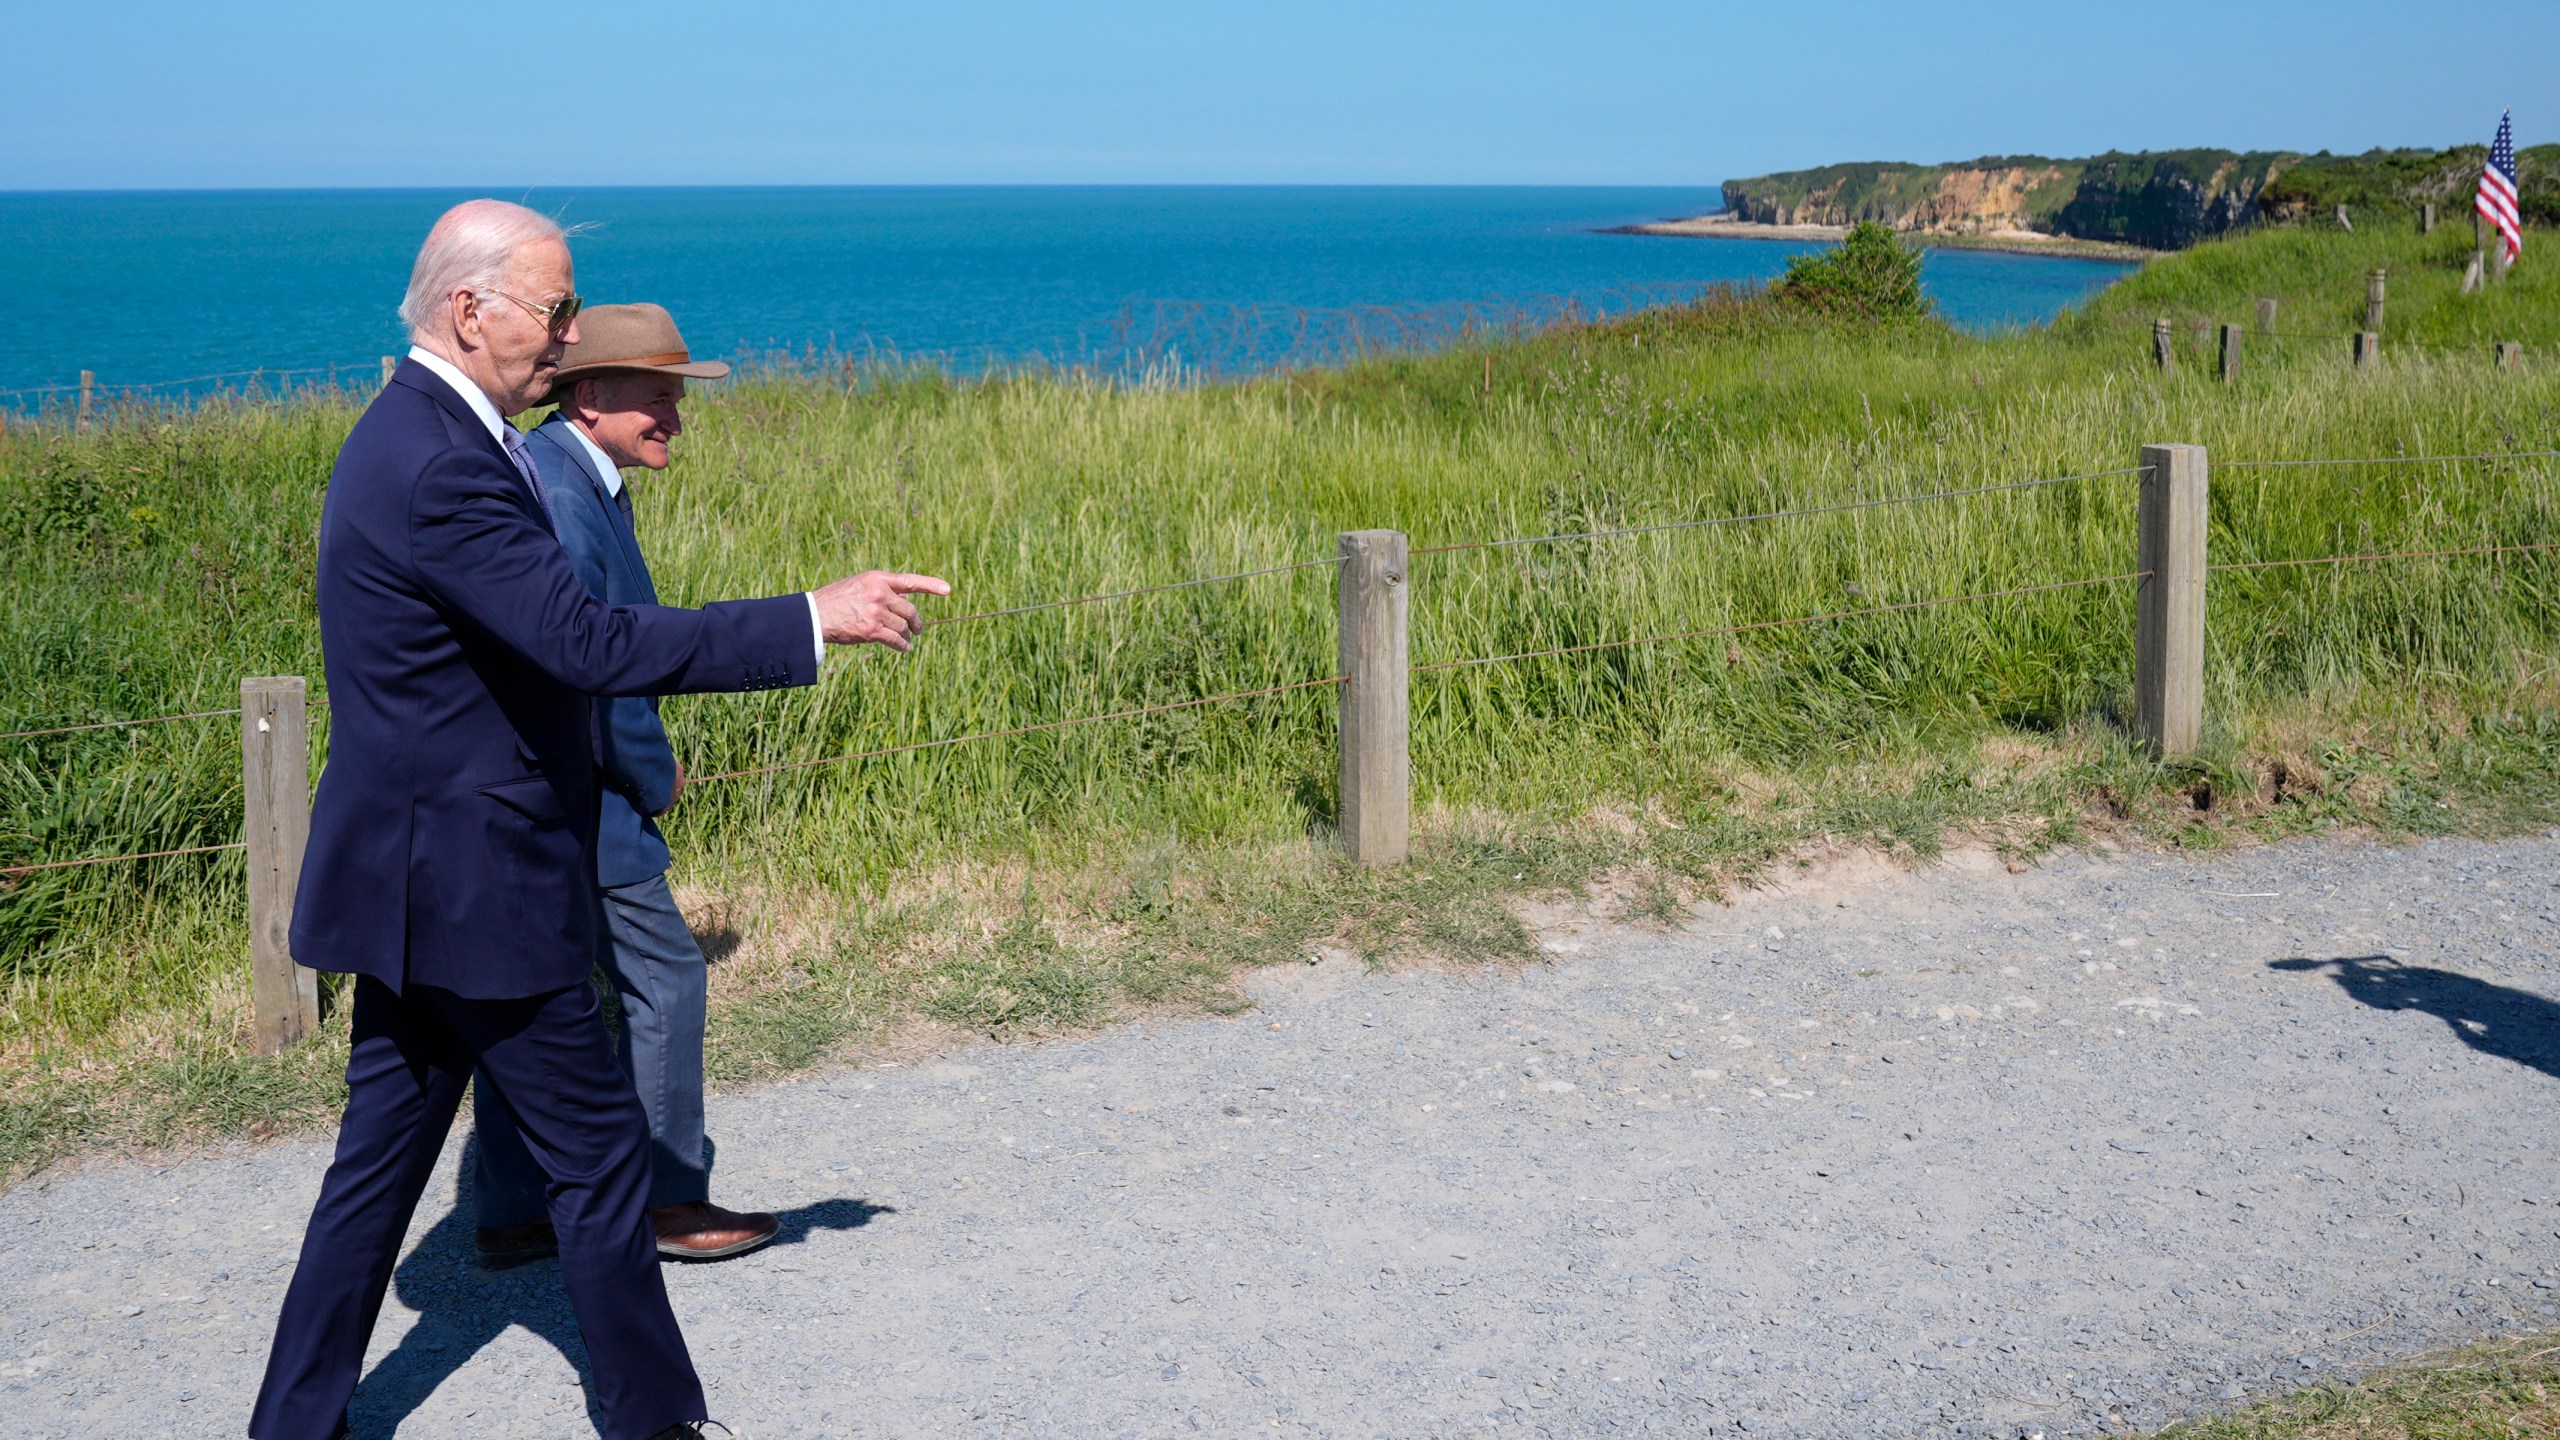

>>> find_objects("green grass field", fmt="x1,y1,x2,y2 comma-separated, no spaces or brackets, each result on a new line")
4,219,2558,1182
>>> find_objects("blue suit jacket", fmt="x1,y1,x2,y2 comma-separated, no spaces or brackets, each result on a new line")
291,360,814,999
523,415,678,888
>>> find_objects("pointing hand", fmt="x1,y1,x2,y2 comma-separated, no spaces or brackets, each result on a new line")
813,571,952,652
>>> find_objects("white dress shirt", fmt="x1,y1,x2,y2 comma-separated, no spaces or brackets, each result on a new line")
405,345,507,447
559,415,626,499
403,346,825,667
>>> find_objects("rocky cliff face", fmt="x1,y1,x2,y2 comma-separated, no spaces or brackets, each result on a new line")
2047,152,2292,249
1721,162,2076,234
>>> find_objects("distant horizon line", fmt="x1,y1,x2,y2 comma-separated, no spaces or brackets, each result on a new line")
0,181,1734,198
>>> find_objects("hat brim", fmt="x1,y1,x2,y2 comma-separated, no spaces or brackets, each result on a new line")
544,358,731,406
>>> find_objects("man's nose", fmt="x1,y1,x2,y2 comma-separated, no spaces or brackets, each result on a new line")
557,317,581,346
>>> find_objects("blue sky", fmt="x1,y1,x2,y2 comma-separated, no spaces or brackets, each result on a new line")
7,1,2555,189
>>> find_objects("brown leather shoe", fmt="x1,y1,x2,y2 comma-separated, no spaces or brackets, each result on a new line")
474,1219,558,1269
653,1200,779,1261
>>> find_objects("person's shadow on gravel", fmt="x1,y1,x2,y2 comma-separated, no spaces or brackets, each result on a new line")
768,1196,897,1248
2271,955,2560,1079
348,1139,895,1435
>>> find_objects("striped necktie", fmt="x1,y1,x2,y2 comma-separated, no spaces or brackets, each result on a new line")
498,424,544,506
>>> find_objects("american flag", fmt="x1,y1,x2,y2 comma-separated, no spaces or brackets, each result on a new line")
2476,109,2523,263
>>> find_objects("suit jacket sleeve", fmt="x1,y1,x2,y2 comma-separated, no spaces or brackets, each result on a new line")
409,441,814,697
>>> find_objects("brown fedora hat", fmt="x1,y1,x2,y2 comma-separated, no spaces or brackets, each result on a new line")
545,302,730,401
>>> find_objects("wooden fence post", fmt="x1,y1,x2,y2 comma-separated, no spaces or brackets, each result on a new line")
2152,318,2176,373
2364,269,2387,332
2255,298,2277,335
2353,331,2380,369
2217,323,2243,381
380,355,397,386
1337,529,1409,866
2421,202,2437,235
2135,445,2208,759
76,370,94,433
2498,342,2525,371
243,676,317,1052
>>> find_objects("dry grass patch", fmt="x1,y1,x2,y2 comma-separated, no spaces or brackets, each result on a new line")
2150,1331,2560,1439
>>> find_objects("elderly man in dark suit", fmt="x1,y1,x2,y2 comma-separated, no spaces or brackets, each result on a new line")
248,199,948,1440
469,303,778,1267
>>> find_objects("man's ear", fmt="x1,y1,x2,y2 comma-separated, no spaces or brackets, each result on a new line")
451,288,486,349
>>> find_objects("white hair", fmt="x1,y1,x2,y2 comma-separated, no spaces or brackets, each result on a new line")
399,199,567,343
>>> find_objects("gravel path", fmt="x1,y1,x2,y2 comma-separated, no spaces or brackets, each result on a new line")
11,833,2560,1439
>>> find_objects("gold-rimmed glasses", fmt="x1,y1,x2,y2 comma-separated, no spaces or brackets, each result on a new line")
483,287,585,336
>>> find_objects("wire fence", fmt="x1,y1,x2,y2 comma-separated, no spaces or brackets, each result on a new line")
0,361,389,405
2108,311,2541,359
7,445,2558,880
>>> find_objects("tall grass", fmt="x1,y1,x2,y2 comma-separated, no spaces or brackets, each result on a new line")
3,222,2558,1171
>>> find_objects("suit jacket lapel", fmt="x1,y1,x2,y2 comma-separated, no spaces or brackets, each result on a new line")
395,362,547,516
394,361,513,467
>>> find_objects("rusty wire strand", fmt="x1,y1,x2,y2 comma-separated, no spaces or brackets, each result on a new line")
925,556,1344,628
2219,450,2560,469
0,709,242,742
1411,468,2144,558
1415,572,2148,674
687,674,1346,785
0,841,247,881
2212,540,2560,572
2,695,328,744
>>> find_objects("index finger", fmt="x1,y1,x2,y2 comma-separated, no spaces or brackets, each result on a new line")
881,573,953,597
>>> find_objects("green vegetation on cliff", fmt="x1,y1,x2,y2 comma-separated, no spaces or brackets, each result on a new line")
5,222,2560,1181
1724,143,2560,250
2261,145,2560,225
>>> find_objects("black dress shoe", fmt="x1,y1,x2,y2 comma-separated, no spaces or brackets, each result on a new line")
645,1423,731,1440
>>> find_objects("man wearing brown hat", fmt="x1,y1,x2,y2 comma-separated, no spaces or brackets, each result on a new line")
471,302,777,1266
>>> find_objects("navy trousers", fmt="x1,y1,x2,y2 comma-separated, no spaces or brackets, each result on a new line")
249,976,707,1440
477,873,713,1225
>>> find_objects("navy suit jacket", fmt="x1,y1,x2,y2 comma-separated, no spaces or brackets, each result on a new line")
291,360,813,999
524,415,678,888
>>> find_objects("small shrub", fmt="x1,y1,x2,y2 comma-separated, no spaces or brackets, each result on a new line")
1773,221,1932,320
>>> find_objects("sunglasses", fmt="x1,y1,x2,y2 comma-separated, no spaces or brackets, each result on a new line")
483,287,585,336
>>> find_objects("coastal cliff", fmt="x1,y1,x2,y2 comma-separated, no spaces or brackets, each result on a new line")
1715,144,2560,251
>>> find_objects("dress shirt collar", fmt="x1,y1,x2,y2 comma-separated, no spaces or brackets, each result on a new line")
405,345,511,448
558,416,627,498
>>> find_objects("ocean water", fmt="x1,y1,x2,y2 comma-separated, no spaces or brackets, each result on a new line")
0,187,2136,402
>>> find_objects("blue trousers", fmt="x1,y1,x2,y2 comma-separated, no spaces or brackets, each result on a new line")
475,872,711,1227
250,976,706,1440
